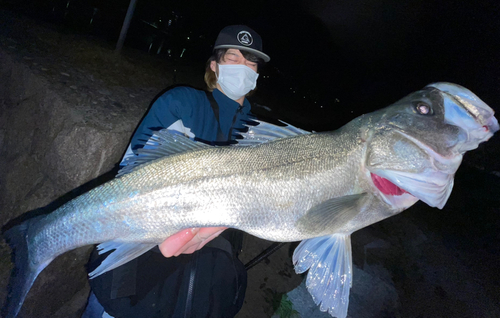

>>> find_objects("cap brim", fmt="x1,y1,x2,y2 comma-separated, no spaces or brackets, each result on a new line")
214,44,270,62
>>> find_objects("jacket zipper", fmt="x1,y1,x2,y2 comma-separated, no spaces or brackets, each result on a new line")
184,253,198,318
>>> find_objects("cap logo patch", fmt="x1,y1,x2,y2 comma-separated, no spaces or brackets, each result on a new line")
237,31,253,46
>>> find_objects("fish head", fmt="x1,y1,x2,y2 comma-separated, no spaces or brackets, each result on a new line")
426,82,499,151
364,82,498,209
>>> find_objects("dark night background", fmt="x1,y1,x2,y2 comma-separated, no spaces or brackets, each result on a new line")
4,0,500,130
1,0,500,317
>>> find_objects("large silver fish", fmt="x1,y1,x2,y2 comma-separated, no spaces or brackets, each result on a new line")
3,83,498,318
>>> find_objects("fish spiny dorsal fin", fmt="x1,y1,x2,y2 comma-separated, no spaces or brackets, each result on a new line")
235,119,311,146
293,234,353,318
117,129,209,177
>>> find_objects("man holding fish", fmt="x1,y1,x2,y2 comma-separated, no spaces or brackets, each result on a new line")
83,24,270,318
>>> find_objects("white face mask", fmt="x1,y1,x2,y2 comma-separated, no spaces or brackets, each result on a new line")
216,64,259,101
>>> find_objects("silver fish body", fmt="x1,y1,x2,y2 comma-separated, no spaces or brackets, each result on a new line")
4,82,498,318
27,133,384,270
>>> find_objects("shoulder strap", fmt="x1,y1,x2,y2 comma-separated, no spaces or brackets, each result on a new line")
205,91,227,142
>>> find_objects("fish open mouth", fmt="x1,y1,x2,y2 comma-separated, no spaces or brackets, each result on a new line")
370,172,420,210
370,168,455,209
371,173,408,196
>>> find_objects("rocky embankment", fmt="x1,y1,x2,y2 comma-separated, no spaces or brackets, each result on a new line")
0,10,197,317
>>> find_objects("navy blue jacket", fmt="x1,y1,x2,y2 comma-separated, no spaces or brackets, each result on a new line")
121,86,252,162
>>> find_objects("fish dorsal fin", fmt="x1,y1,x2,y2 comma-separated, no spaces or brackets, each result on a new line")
117,129,209,177
296,193,367,235
293,234,353,318
235,119,311,146
88,241,157,278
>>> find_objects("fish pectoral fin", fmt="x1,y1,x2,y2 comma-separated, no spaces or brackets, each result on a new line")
88,241,157,278
293,234,353,318
296,193,367,235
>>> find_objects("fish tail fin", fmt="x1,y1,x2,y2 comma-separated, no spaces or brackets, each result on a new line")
2,218,46,318
293,234,353,318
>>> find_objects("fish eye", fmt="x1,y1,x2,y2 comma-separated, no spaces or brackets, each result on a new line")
415,102,432,115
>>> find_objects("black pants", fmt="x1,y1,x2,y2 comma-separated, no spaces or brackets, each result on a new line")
87,234,247,318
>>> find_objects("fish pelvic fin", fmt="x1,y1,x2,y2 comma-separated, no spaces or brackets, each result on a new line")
2,217,48,318
88,241,157,278
293,234,353,318
296,193,367,235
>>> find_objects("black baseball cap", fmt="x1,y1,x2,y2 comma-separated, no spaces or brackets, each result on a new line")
214,25,270,62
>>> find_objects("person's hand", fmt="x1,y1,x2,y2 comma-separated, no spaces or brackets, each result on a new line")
158,227,228,257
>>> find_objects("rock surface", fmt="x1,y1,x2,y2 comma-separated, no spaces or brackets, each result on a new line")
0,14,158,318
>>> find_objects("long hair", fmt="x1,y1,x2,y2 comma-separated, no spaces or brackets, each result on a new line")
204,48,265,93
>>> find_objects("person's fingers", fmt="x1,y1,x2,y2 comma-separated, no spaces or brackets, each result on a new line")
174,228,227,256
158,228,199,257
158,227,228,257
173,227,227,256
177,243,199,256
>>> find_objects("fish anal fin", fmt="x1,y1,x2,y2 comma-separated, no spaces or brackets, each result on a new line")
88,241,157,278
293,234,353,318
296,193,367,235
